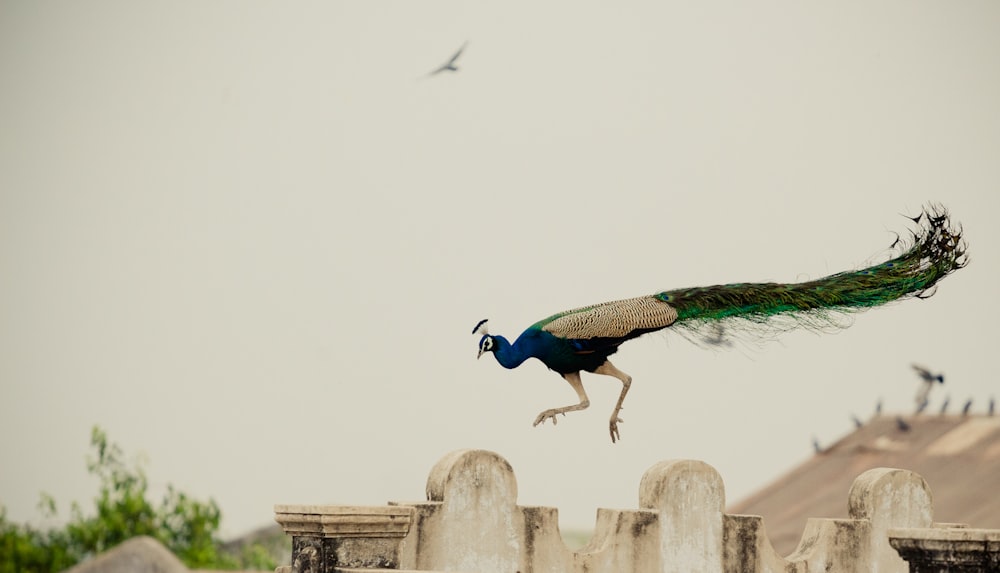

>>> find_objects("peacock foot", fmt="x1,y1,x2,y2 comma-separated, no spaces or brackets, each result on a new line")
533,409,566,427
609,417,624,443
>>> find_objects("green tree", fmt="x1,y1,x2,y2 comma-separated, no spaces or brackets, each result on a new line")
0,426,277,571
0,501,77,573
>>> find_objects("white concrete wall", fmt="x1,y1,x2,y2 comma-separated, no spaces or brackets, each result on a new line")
278,449,979,573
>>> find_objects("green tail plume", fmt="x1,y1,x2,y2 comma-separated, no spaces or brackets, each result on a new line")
657,204,967,337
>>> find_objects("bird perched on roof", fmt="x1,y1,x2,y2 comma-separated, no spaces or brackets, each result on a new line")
427,41,468,76
474,205,967,443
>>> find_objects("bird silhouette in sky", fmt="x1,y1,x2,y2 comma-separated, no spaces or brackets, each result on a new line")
912,363,944,411
703,324,733,348
428,42,468,76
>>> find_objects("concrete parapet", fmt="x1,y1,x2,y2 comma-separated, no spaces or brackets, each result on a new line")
274,449,999,573
274,505,412,572
889,527,1000,572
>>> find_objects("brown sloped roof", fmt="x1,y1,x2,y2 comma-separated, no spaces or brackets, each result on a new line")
727,414,1000,556
63,536,187,573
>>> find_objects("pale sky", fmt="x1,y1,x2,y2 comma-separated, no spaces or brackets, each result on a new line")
2,1,998,540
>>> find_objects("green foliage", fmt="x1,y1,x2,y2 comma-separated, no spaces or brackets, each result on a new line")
0,426,277,571
0,505,77,573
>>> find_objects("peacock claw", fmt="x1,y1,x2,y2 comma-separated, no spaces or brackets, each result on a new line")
609,417,624,443
533,409,564,427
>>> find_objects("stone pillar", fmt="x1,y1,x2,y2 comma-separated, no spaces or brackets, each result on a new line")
639,459,726,573
848,467,934,573
889,528,1000,572
406,449,524,573
273,505,413,573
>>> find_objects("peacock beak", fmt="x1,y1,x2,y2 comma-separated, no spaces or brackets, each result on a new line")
477,347,484,359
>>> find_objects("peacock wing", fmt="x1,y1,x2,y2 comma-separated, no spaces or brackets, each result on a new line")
535,295,679,341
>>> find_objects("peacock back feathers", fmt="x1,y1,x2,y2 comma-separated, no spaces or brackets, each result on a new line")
533,296,679,340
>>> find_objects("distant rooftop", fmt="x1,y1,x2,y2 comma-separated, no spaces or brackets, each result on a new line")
728,413,1000,556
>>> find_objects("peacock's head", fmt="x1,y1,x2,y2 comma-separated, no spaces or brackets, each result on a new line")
472,319,494,359
478,335,495,359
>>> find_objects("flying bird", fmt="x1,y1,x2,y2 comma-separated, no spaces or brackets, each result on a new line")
702,323,734,348
912,364,944,410
474,205,967,443
912,364,944,383
428,41,468,76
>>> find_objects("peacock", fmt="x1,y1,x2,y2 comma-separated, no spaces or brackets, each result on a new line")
473,205,967,443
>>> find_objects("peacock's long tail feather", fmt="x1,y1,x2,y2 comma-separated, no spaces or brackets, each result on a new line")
657,204,968,339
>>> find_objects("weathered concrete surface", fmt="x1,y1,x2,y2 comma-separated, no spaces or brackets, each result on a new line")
275,449,1000,573
639,459,725,573
889,527,1000,572
63,536,187,573
847,467,933,572
399,449,568,573
274,505,413,572
273,505,412,538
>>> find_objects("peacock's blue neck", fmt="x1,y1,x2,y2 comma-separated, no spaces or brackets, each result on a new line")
491,335,531,369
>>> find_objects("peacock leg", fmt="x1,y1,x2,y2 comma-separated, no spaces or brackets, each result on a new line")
594,361,632,443
532,371,590,428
